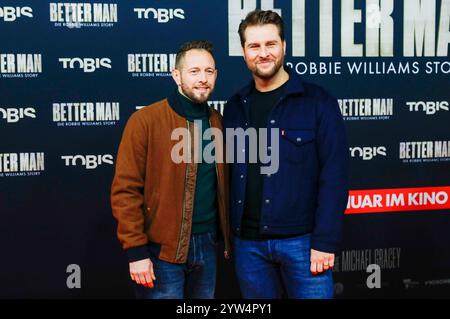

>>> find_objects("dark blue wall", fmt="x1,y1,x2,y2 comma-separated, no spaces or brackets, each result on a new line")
1,0,449,298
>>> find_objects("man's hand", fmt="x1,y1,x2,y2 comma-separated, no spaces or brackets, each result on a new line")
129,258,156,288
310,249,334,275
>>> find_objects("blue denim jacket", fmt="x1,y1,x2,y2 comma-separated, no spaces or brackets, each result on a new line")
223,67,350,253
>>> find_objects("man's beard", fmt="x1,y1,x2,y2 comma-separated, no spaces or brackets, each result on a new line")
251,56,284,79
180,83,212,104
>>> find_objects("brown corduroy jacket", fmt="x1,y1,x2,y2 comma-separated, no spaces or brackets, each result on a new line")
111,95,230,264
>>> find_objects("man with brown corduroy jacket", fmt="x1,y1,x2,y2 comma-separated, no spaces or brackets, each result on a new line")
111,40,230,299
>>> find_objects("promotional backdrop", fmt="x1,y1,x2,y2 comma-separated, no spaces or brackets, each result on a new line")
1,0,449,298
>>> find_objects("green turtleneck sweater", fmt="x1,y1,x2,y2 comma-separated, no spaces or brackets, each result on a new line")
177,90,217,234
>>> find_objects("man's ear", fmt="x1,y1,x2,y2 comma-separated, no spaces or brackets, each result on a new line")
283,40,286,55
171,68,181,86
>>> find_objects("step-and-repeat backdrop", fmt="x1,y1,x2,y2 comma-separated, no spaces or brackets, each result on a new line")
1,0,449,298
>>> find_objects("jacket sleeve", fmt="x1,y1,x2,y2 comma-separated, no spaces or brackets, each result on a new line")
311,95,350,254
111,112,150,262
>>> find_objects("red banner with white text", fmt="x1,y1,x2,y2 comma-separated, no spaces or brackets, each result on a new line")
345,186,450,214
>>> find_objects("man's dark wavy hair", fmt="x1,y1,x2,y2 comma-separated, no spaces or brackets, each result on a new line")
238,10,284,47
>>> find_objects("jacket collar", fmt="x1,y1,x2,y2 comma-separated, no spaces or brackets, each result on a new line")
237,65,305,101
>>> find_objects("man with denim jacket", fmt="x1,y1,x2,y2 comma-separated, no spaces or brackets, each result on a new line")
223,10,349,299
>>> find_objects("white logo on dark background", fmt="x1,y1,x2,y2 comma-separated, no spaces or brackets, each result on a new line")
50,3,117,28
350,146,387,160
406,101,449,115
0,54,42,77
0,152,45,177
53,102,119,126
400,141,450,161
339,98,393,120
58,58,112,72
128,54,175,77
0,6,33,21
0,107,36,123
61,154,114,169
134,8,184,23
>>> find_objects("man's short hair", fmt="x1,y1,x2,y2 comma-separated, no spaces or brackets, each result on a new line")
238,10,285,47
175,40,214,69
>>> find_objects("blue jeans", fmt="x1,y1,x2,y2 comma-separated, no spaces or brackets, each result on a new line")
134,232,217,299
234,233,334,299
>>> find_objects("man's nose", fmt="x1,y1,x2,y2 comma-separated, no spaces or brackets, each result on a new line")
259,46,269,57
199,71,208,83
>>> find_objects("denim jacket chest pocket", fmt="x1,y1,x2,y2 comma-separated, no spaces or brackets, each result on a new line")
280,129,316,163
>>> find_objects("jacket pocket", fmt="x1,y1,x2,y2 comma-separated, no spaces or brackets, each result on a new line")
280,129,315,163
